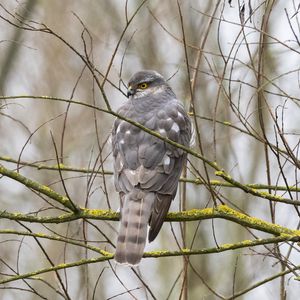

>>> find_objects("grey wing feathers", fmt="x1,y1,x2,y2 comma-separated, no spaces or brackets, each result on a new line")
147,102,191,241
148,193,172,242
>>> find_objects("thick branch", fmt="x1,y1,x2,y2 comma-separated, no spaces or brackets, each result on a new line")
1,205,299,237
215,170,300,206
0,164,78,211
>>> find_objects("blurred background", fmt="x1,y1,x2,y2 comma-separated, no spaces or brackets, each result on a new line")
0,0,300,299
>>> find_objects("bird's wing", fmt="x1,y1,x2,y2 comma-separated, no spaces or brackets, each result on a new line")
146,101,192,241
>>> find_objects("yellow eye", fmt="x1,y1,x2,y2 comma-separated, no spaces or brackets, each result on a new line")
139,82,148,89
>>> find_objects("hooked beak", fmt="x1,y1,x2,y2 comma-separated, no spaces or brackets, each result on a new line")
127,85,134,98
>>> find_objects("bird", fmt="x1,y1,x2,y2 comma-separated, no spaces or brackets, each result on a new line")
111,70,192,265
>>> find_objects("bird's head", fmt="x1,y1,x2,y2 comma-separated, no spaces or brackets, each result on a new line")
127,70,167,99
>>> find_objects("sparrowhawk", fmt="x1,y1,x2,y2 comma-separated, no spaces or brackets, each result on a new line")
112,70,192,265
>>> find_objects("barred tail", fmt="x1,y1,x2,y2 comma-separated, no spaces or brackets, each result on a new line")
115,190,154,266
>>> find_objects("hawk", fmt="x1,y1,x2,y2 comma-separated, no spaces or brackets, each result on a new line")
112,70,192,265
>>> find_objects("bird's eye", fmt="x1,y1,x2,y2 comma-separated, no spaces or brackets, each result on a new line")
139,83,148,89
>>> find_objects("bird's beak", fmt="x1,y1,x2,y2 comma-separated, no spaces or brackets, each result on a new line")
127,85,134,98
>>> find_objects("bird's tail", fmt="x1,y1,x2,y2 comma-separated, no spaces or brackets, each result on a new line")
115,189,155,266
